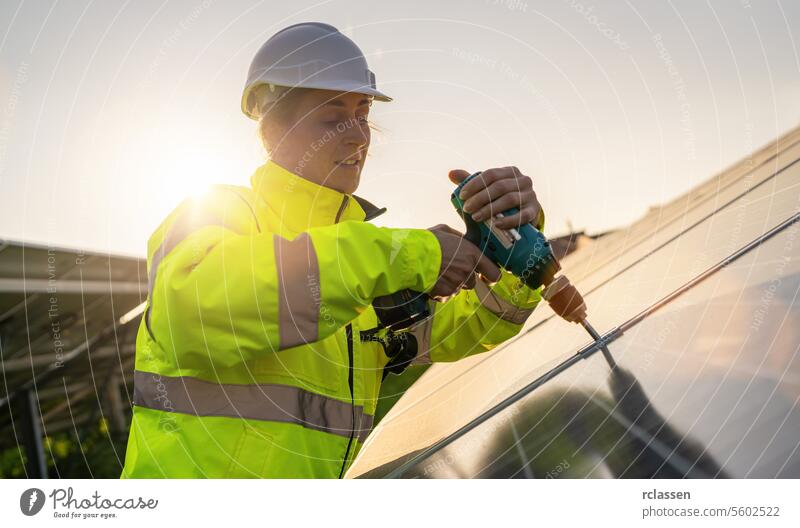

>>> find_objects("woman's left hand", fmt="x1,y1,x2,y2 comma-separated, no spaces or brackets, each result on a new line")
449,167,543,230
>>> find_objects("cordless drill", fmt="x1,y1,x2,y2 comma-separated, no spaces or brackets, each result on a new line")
450,172,612,362
372,171,612,365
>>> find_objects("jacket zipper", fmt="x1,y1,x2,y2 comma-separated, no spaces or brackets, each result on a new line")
334,195,349,223
336,196,355,478
338,323,356,478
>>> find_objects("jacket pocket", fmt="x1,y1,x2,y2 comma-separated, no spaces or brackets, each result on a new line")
251,331,344,393
224,424,273,478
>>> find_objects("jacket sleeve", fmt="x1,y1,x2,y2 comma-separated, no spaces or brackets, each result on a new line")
145,189,441,369
411,209,546,364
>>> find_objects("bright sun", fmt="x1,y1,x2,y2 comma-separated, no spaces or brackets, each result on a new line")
140,124,256,210
162,148,225,201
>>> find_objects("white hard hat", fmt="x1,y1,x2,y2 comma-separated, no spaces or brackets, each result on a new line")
241,22,392,120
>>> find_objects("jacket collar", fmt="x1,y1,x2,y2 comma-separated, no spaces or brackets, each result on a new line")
250,160,386,232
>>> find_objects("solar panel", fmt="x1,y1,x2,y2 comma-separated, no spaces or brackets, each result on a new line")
0,241,145,476
346,125,800,478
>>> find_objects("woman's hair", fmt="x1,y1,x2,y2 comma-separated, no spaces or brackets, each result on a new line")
256,86,309,154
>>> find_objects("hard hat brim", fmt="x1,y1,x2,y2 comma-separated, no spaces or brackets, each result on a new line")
242,82,392,121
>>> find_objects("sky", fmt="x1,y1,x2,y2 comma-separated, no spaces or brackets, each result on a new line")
0,0,798,257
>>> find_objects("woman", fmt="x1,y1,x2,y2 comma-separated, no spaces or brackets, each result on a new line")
122,22,545,478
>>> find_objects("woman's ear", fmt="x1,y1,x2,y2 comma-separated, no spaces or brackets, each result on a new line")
258,116,273,154
258,114,288,155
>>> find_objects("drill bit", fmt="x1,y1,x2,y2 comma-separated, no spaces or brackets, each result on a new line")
580,319,617,369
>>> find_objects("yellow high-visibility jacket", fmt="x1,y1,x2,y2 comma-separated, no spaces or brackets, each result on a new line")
121,160,543,478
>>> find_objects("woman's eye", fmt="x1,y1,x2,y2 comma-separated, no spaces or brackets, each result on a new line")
322,114,368,127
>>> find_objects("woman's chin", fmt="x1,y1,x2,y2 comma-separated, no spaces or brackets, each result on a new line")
330,165,361,193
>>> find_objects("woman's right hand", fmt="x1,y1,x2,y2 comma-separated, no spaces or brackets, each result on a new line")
427,224,501,299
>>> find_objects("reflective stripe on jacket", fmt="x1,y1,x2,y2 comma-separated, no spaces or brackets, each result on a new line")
121,160,543,478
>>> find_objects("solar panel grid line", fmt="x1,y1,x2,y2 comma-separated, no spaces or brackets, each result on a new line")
615,211,800,336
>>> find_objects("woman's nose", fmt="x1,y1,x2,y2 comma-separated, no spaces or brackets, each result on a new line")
341,118,369,147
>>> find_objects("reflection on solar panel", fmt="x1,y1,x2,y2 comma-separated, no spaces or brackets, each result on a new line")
346,125,800,478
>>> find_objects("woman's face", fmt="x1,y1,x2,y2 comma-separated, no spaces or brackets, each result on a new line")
264,89,371,194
